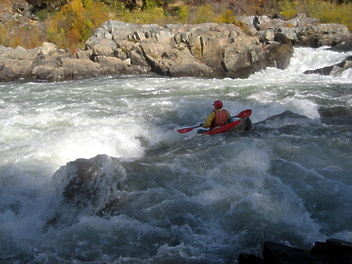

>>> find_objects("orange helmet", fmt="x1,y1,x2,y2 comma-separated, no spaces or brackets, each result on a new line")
212,100,223,109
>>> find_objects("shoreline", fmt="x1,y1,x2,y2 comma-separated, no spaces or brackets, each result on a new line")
1,14,351,82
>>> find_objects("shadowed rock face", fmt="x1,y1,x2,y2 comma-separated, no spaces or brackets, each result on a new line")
239,239,352,264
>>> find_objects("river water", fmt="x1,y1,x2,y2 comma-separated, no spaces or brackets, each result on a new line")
0,47,351,263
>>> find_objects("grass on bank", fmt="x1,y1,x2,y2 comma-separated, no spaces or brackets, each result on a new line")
0,0,351,49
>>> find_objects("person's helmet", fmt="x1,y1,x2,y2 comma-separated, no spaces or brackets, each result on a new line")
212,100,223,109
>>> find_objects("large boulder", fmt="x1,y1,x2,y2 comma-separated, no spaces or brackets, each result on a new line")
265,41,294,69
297,23,352,47
52,154,126,216
0,45,45,81
32,53,105,81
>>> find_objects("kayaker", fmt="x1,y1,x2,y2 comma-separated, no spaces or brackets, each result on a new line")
197,100,233,134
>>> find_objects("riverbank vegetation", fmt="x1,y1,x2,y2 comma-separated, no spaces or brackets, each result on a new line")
1,0,352,49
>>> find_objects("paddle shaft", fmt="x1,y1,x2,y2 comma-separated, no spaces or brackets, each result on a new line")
177,124,202,133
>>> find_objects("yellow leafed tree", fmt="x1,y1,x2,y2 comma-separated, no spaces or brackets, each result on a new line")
46,0,113,48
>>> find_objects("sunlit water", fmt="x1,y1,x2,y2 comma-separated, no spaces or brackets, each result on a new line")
1,47,352,263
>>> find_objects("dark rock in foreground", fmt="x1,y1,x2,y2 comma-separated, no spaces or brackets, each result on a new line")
50,154,126,222
239,238,352,264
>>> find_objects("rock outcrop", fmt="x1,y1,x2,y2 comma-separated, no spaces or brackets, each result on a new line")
1,13,351,82
0,21,292,81
241,13,352,47
86,21,274,79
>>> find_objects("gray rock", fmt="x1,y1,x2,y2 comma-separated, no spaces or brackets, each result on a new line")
265,42,294,69
91,21,273,79
328,40,352,52
91,38,118,57
240,13,352,47
297,23,352,47
0,45,45,81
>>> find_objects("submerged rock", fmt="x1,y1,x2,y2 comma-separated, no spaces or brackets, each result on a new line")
304,55,352,76
328,40,352,52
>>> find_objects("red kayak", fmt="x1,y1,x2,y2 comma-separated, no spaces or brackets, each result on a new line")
202,117,251,134
177,109,252,134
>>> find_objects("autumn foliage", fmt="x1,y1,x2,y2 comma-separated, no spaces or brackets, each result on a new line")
45,0,112,47
0,0,351,49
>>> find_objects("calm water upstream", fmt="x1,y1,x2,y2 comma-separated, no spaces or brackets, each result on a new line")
1,47,352,263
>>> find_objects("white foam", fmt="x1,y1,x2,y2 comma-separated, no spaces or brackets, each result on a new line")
288,46,352,72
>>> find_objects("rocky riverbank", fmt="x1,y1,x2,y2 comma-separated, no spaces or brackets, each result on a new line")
0,13,351,82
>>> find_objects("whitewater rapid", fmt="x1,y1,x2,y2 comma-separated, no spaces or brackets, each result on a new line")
0,47,351,263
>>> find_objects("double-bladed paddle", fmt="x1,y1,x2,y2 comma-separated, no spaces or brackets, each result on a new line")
177,124,203,134
177,109,252,133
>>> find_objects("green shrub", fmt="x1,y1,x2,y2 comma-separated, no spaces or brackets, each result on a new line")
119,6,166,24
0,21,46,49
1,0,352,49
177,5,190,24
319,2,352,30
193,4,214,24
214,10,237,24
296,0,352,31
278,0,298,19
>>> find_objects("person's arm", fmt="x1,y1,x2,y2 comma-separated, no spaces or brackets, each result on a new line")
202,112,215,128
